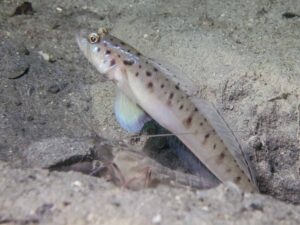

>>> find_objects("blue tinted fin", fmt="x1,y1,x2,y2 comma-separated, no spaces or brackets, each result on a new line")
114,90,151,133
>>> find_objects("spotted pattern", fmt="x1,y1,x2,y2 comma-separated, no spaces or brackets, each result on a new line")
202,133,210,144
217,152,225,163
147,82,153,90
234,176,242,183
110,59,116,66
184,116,193,128
123,60,134,66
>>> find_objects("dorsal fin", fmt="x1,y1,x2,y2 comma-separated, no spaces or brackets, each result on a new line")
145,57,199,96
193,99,258,187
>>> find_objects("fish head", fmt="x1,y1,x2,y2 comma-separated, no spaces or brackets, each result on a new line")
76,28,116,79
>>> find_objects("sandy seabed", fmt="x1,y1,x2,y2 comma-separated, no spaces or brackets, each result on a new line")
0,0,300,224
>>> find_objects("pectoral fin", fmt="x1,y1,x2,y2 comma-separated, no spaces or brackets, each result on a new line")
114,90,151,133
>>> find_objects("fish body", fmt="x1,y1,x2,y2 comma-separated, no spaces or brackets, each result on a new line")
76,29,258,192
115,89,219,187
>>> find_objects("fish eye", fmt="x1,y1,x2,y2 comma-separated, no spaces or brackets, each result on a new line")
88,33,100,43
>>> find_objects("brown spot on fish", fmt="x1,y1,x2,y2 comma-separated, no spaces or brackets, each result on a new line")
169,92,174,99
147,82,153,89
160,84,164,88
120,41,125,45
97,47,101,52
118,54,121,58
146,61,149,64
123,60,134,66
200,122,203,126
139,65,142,69
226,168,232,173
146,71,152,76
153,67,158,72
202,133,210,145
234,176,241,183
135,72,139,77
175,84,180,90
179,104,184,110
213,144,217,149
218,152,225,162
106,50,111,54
110,59,116,66
137,52,141,56
184,116,193,128
194,107,198,112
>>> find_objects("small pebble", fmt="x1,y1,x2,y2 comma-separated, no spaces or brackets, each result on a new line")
56,7,63,12
282,12,300,19
35,203,54,216
38,51,55,62
27,115,34,121
72,180,82,188
249,202,264,211
38,51,50,61
202,206,209,211
27,86,35,96
47,84,60,94
152,214,162,224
